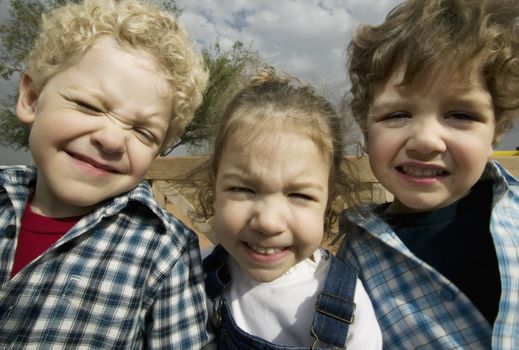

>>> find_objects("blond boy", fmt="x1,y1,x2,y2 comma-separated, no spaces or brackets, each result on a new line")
0,0,210,348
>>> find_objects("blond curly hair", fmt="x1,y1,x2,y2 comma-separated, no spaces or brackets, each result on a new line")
25,0,208,152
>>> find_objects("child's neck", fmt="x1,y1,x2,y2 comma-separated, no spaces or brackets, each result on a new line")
31,181,98,218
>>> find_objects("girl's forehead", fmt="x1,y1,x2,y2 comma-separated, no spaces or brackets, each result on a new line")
230,115,325,142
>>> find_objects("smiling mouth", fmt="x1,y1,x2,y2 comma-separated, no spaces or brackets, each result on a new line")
68,152,119,174
246,242,286,255
397,166,449,178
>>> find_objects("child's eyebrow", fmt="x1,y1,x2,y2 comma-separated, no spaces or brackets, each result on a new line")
368,100,406,116
285,182,325,192
369,91,493,115
444,94,493,110
66,86,109,106
221,172,325,193
219,171,248,181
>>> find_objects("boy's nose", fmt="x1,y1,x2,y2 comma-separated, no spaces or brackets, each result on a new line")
405,121,447,156
91,127,126,155
249,199,287,236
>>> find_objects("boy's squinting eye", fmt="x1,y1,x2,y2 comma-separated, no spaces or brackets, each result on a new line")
74,100,104,115
382,111,411,121
446,111,477,122
134,128,157,145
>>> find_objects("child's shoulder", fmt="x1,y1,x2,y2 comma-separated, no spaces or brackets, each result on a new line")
80,181,199,265
0,165,36,183
488,160,519,188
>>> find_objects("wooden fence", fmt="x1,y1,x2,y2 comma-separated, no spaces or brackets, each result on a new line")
146,155,519,248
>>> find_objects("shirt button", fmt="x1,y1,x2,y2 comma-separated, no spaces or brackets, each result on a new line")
440,287,455,301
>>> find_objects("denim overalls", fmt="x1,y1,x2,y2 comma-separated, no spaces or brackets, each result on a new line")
203,246,357,350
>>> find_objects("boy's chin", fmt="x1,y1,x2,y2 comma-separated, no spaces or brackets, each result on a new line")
37,183,140,218
387,197,453,214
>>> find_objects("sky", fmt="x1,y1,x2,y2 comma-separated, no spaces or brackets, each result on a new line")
1,0,518,165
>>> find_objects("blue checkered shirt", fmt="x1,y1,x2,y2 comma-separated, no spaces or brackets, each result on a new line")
338,161,519,349
0,166,211,349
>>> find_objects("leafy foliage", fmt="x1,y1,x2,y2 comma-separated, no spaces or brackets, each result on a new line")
177,41,261,153
0,0,80,149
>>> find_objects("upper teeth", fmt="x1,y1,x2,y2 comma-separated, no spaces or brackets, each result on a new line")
247,243,283,255
401,166,445,177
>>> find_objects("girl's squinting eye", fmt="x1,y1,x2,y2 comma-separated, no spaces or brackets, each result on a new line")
228,186,254,194
289,193,315,203
226,186,255,200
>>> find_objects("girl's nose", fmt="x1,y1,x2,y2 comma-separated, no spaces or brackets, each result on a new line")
249,198,287,236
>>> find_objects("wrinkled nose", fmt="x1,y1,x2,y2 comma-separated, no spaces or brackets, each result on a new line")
91,126,126,155
249,198,287,236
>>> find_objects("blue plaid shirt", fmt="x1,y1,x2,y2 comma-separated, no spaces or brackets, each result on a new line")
338,161,519,349
0,166,211,349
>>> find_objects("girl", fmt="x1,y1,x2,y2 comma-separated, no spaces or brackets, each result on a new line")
195,67,382,349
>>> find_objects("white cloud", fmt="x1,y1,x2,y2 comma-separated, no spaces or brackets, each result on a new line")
1,0,517,162
175,0,401,100
172,0,519,149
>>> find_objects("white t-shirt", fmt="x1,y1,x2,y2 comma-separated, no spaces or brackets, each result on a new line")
222,248,382,349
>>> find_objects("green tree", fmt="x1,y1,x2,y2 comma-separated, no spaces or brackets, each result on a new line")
0,0,260,152
0,0,78,149
178,41,261,153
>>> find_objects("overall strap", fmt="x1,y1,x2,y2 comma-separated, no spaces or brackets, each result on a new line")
311,254,357,349
203,245,231,299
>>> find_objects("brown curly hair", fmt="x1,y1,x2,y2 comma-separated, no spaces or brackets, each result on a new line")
348,0,519,143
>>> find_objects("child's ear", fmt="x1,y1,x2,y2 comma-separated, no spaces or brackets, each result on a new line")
16,73,39,124
487,143,495,158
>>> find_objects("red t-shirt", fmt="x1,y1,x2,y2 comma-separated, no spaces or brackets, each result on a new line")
10,202,80,278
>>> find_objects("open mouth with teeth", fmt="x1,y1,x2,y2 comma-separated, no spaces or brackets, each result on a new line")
246,242,287,256
397,166,449,178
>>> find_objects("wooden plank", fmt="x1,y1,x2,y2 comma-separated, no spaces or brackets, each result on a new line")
343,156,378,183
147,156,519,181
151,181,166,208
165,202,214,249
146,156,207,180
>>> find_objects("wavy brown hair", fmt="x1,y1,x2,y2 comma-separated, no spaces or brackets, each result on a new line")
348,0,519,142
